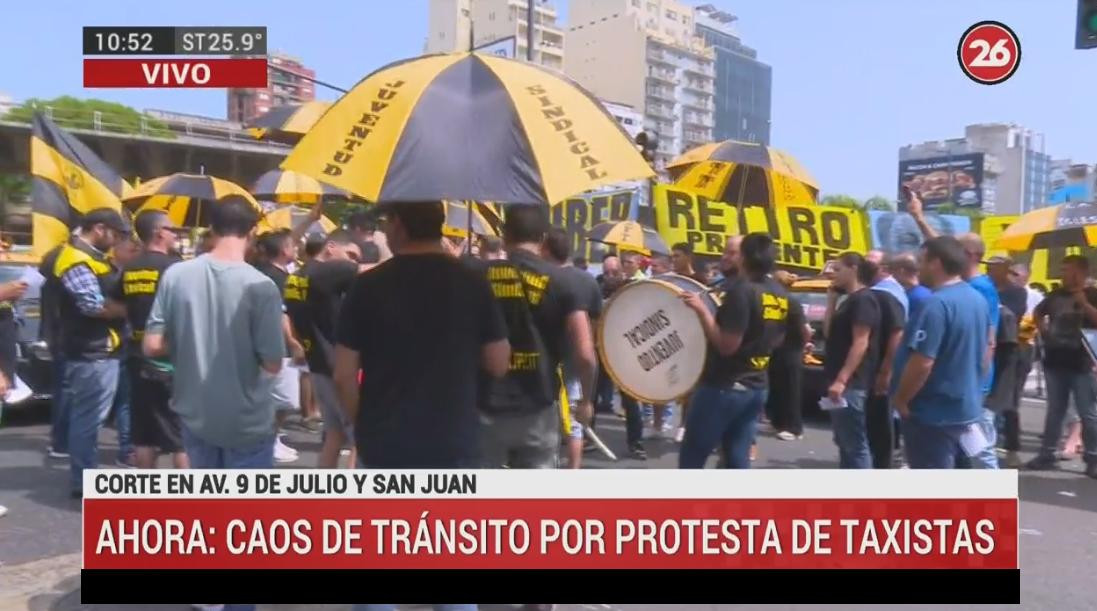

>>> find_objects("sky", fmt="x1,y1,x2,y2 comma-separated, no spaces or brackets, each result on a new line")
1,0,1094,200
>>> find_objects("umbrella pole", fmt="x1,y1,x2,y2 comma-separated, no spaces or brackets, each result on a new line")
467,201,473,256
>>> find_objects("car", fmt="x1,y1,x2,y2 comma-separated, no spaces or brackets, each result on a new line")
0,251,54,408
788,276,831,416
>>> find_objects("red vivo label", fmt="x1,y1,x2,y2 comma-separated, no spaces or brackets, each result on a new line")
83,498,1018,570
83,58,267,88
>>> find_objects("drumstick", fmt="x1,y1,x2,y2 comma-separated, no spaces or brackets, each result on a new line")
584,428,618,461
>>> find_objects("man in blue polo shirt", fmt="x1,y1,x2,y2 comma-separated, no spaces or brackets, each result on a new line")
893,236,990,468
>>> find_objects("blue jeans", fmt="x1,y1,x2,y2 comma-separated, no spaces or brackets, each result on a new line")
50,356,69,453
182,427,275,469
968,407,999,469
679,384,765,469
66,359,120,492
829,389,871,469
355,601,476,605
111,359,132,461
1039,366,1097,465
903,416,967,469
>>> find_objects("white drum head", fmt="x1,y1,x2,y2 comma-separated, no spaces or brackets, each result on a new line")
598,279,709,404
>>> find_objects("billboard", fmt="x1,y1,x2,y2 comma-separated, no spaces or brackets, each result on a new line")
898,153,984,210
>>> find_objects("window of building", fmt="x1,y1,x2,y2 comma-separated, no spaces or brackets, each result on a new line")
648,3,657,13
632,0,640,6
666,10,677,21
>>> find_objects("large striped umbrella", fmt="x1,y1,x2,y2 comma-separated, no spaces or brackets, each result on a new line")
994,201,1097,250
587,220,669,255
251,168,347,204
247,101,331,142
257,206,338,235
442,201,501,238
282,52,654,206
124,173,261,228
668,140,818,207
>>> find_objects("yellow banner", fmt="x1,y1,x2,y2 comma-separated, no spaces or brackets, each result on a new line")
550,188,637,262
653,185,868,271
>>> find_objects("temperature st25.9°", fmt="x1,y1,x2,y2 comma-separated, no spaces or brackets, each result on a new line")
180,31,263,54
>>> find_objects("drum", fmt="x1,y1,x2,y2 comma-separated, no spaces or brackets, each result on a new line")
598,275,720,404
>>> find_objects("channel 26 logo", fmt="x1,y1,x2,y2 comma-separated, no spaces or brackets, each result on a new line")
958,21,1021,84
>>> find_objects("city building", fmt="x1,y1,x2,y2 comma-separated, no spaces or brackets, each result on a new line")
601,100,644,140
227,52,316,123
693,4,771,145
566,0,716,167
425,0,565,71
899,123,1050,215
1048,158,1094,204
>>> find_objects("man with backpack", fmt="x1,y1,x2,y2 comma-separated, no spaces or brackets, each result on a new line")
480,205,598,468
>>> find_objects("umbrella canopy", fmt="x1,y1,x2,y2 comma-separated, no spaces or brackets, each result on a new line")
251,168,347,204
257,206,337,235
124,173,261,228
669,140,818,207
587,220,669,255
442,201,501,238
994,201,1097,250
247,101,331,142
282,52,654,206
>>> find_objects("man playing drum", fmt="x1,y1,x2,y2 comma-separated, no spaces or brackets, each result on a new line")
678,233,789,469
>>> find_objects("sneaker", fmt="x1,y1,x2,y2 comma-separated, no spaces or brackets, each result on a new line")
274,439,299,464
0,504,7,519
646,428,668,441
1005,451,1022,469
339,448,351,457
628,443,647,460
1025,455,1059,471
775,431,801,442
46,446,69,459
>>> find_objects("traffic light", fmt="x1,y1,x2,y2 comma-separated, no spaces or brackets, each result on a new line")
635,131,659,164
1077,0,1097,49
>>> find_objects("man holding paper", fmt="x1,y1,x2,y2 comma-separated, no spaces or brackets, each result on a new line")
892,236,990,469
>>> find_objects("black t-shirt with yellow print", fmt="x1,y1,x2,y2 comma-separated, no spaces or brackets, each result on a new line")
118,251,181,347
700,275,790,390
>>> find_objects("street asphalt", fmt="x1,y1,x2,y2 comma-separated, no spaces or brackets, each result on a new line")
1,393,1095,610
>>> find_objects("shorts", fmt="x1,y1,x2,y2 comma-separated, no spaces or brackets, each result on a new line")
480,407,560,469
312,373,353,441
130,366,183,453
271,359,300,412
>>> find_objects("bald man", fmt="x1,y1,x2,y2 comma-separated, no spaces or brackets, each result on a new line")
907,192,999,469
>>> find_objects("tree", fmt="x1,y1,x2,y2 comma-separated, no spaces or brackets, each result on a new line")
4,96,173,138
820,194,862,210
0,174,31,224
863,196,894,212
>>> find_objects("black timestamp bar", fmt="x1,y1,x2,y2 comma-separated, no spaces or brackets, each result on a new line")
83,26,267,56
83,27,176,55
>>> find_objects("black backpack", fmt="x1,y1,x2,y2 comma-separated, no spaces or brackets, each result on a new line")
480,259,556,414
996,304,1019,346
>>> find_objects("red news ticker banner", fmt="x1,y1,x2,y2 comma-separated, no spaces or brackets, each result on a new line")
81,470,1019,571
83,58,268,88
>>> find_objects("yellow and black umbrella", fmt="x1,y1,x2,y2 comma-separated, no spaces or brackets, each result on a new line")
442,201,501,238
257,206,338,235
587,220,669,255
124,173,261,228
282,52,653,206
247,101,331,142
251,168,347,204
995,201,1097,250
669,140,818,207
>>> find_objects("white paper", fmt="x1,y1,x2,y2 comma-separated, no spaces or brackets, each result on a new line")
4,374,33,404
959,422,990,457
818,396,849,411
18,266,45,290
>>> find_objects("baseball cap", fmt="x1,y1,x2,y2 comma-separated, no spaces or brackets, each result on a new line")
983,255,1013,266
81,208,131,235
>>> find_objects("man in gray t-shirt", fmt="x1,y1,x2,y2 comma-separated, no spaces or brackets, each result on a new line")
143,197,285,466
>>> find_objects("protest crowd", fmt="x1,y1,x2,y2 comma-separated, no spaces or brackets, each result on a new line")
3,50,1097,611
